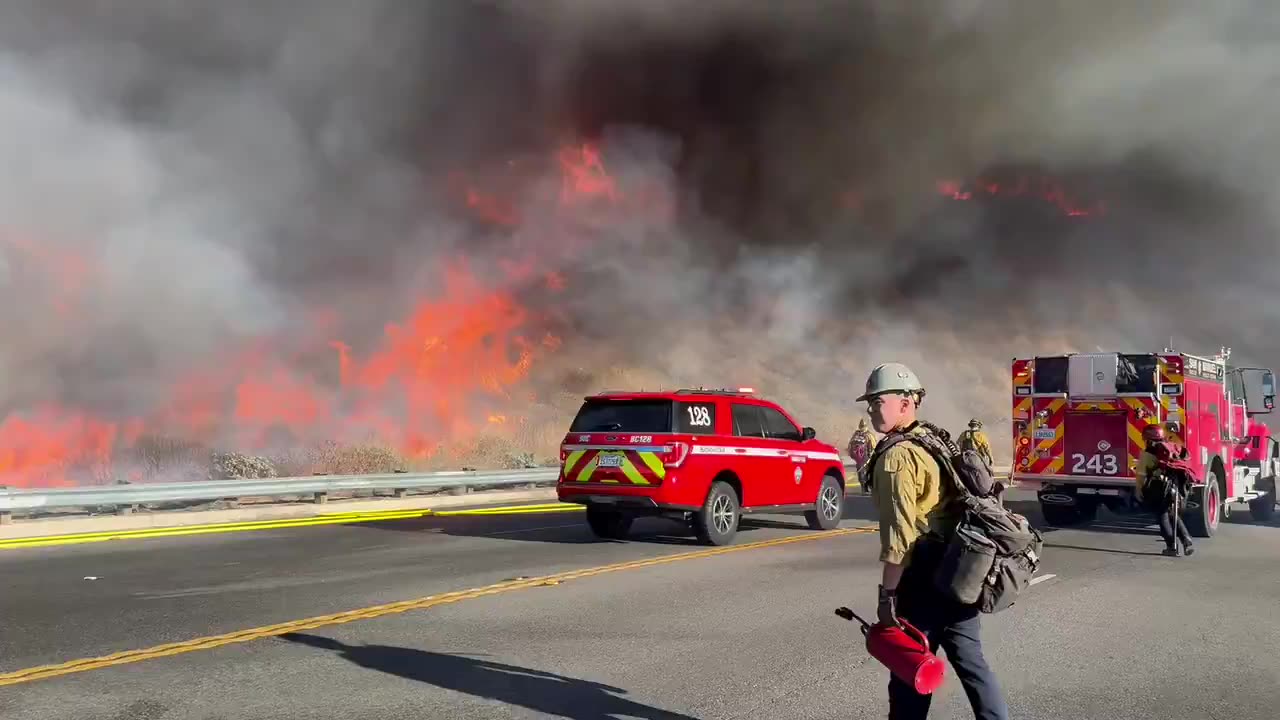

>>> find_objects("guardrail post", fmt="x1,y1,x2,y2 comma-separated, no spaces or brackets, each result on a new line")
312,492,328,504
448,486,468,496
117,504,138,516
393,488,407,498
0,511,11,525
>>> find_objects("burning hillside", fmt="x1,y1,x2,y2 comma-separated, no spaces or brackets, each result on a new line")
1,2,1279,487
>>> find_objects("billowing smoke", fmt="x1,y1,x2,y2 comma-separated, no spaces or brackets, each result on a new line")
2,1,1278,484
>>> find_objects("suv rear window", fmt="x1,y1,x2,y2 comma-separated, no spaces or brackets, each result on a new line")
569,399,673,433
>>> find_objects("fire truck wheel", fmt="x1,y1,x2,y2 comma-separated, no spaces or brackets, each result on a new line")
694,480,741,546
1185,473,1222,538
805,474,845,531
585,507,633,540
1248,495,1276,522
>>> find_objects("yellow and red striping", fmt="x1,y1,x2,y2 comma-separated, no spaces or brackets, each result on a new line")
562,448,666,485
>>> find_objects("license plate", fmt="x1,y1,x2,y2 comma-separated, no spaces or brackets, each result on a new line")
597,453,624,468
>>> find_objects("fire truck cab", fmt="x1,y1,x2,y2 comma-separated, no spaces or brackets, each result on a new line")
1011,349,1278,536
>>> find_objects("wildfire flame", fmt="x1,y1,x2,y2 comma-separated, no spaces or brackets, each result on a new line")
936,175,1106,217
0,142,632,488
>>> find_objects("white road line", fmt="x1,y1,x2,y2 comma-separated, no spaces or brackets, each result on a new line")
1029,573,1057,586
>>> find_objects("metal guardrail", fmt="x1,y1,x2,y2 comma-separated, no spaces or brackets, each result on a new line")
0,467,560,516
0,462,1013,518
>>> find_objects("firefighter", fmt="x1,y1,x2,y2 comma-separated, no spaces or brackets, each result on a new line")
858,362,1010,720
958,418,994,468
848,416,879,494
1135,422,1195,557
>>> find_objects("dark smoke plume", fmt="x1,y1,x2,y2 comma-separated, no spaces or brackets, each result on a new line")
2,1,1279,470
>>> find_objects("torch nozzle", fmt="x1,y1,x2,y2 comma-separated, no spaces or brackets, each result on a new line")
834,606,870,628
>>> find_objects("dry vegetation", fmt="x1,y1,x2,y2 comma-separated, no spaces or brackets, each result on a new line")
112,340,1032,485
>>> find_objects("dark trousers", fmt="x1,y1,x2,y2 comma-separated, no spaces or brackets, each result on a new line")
888,545,1010,720
1156,497,1192,549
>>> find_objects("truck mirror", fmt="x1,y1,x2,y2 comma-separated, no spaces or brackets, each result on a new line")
802,426,817,441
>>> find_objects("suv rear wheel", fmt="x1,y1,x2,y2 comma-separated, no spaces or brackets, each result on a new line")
693,480,740,546
805,474,844,530
585,507,633,540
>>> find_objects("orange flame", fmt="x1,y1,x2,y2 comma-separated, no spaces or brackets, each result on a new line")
936,175,1105,217
0,140,667,487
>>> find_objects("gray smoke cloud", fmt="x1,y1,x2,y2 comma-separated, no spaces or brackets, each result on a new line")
1,1,1278,482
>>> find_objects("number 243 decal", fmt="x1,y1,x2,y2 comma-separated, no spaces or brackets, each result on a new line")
1070,453,1119,475
686,406,713,427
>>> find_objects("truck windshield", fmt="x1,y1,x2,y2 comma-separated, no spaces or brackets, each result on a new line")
1116,354,1158,394
1033,356,1068,394
569,399,673,433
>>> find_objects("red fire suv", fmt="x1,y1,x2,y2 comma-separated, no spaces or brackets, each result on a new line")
556,388,848,545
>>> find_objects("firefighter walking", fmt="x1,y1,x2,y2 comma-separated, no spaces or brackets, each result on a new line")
848,417,879,494
1135,423,1195,557
958,419,994,468
859,362,1009,720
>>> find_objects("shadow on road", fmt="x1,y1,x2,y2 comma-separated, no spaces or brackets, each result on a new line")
278,633,702,720
1043,542,1167,557
357,501,865,546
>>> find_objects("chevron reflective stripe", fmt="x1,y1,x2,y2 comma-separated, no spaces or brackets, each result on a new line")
1028,398,1066,475
562,449,666,485
690,446,841,461
1158,356,1186,444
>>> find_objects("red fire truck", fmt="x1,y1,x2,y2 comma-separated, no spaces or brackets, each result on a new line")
1010,349,1279,536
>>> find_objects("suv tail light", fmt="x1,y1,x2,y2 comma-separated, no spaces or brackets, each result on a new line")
660,441,691,468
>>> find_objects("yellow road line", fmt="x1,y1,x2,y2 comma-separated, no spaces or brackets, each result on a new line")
434,503,584,516
0,509,434,550
0,525,877,687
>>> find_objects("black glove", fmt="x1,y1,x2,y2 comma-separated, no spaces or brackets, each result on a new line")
877,585,900,626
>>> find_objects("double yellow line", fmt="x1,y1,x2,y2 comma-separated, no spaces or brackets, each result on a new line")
0,503,587,551
0,525,874,687
0,508,435,550
435,502,584,517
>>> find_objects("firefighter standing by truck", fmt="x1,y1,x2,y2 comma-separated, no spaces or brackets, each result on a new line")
958,418,994,468
1135,422,1196,558
848,417,879,494
858,362,1010,720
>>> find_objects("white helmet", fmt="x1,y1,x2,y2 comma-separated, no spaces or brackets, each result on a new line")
856,362,926,403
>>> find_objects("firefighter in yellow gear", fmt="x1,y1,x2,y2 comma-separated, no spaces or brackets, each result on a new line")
847,417,879,494
958,418,994,468
858,362,1010,719
1135,423,1194,557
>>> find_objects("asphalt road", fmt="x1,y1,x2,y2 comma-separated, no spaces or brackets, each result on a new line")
3,490,1280,720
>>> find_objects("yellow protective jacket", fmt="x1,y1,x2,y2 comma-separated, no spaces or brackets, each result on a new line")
959,428,994,465
1133,449,1159,503
870,424,963,566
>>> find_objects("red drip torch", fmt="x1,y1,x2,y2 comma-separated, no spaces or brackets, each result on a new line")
835,606,946,694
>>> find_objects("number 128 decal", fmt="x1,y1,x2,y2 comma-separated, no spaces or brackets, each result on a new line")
686,406,712,427
1070,453,1119,475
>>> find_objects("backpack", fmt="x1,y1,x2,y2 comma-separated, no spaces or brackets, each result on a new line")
870,421,1043,614
1142,441,1197,510
849,432,872,465
959,429,980,453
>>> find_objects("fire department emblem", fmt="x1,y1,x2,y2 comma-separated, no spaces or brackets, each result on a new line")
1097,440,1112,452
794,466,803,483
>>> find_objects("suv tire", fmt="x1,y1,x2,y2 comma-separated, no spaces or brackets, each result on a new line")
805,474,844,530
694,480,740,546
